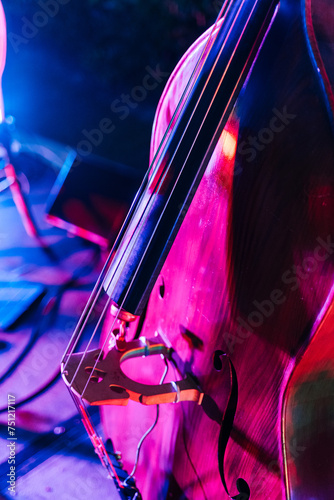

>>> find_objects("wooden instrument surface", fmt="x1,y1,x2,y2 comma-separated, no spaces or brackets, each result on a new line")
100,0,334,498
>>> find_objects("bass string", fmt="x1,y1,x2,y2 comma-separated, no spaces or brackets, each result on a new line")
106,0,250,303
67,0,251,396
62,1,233,386
71,0,243,397
145,0,232,182
68,389,125,490
131,0,271,289
61,2,231,379
99,1,236,298
100,0,261,341
69,0,252,399
62,1,241,486
140,0,251,201
78,0,257,401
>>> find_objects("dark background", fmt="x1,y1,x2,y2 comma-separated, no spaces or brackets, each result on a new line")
1,0,218,172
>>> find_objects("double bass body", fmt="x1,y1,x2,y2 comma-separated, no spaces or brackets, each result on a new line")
100,0,334,497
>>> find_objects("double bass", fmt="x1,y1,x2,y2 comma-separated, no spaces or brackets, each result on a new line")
61,0,334,498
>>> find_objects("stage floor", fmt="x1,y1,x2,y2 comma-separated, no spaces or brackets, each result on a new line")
0,133,122,500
